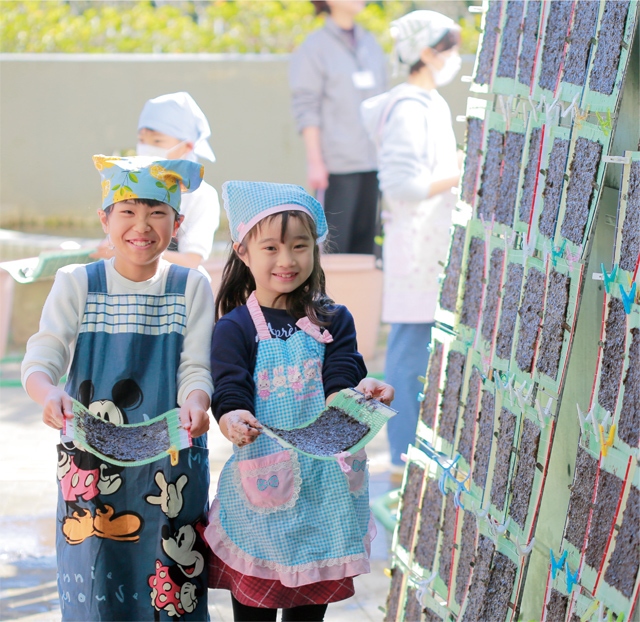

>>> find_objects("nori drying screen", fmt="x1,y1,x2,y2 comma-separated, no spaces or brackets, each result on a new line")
509,418,541,530
414,477,444,570
397,462,424,551
515,266,546,373
490,408,517,512
261,388,395,460
496,131,526,227
438,349,467,444
597,297,627,414
460,237,486,328
461,118,484,205
618,327,640,447
477,129,505,222
518,127,543,224
63,398,190,467
496,262,525,360
564,446,599,550
496,0,525,79
420,340,444,427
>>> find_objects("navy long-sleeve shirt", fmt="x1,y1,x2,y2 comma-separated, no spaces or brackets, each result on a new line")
210,304,367,421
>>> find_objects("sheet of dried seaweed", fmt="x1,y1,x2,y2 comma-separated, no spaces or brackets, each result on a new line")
562,0,599,86
603,485,640,598
518,127,543,224
518,1,543,87
397,462,425,551
415,477,444,571
438,350,467,444
477,129,505,222
564,446,599,550
455,510,478,606
462,118,484,205
496,0,525,79
560,137,603,245
477,552,518,622
536,269,571,380
618,327,640,447
472,391,494,489
515,266,545,373
461,535,495,622
490,407,517,512
438,492,457,587
461,237,486,328
440,225,467,312
457,367,482,464
475,0,503,85
538,138,570,239
481,248,505,342
496,131,526,226
538,0,573,92
496,262,525,360
597,297,627,414
619,160,640,273
589,0,631,95
545,589,569,622
384,566,404,622
420,341,444,427
509,418,541,529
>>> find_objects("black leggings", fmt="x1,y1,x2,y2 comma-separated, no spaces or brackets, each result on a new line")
231,595,328,621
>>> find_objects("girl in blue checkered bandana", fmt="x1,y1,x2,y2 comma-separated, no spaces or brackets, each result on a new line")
204,181,394,620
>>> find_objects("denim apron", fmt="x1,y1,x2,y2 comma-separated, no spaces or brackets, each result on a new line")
206,293,373,588
56,260,209,621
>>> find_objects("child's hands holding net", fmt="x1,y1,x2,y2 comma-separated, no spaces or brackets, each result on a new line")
354,377,395,406
219,410,263,447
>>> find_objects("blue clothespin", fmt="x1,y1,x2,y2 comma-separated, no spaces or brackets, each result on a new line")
550,549,567,579
601,263,617,294
433,452,460,495
453,470,471,509
566,562,578,592
551,240,567,266
417,391,425,402
619,281,637,314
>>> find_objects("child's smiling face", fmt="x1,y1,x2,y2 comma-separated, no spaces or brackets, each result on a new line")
236,214,315,309
99,200,181,282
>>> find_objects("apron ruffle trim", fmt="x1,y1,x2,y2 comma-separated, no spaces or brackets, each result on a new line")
204,499,376,588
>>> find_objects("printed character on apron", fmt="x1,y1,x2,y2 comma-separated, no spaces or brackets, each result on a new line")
206,293,374,600
57,261,209,621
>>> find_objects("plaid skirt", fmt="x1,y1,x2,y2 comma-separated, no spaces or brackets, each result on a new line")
207,550,355,609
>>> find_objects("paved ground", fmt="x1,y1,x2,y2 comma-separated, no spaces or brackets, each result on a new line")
0,344,398,622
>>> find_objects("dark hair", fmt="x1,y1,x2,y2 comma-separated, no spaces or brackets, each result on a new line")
215,211,335,324
310,1,330,15
409,27,461,74
104,199,178,221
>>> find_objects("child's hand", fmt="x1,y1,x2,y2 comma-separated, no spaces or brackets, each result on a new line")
179,390,211,438
219,410,262,447
42,387,74,430
355,377,395,406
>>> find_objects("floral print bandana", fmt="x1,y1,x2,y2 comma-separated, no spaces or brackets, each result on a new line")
93,155,204,214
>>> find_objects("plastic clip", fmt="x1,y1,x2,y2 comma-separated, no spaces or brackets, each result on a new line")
566,245,582,272
596,109,613,136
453,470,471,509
599,424,616,457
515,535,535,557
515,380,534,411
601,263,618,294
166,445,179,467
576,403,594,437
415,571,438,607
566,562,579,592
551,240,567,266
535,396,554,426
619,281,637,314
550,549,567,579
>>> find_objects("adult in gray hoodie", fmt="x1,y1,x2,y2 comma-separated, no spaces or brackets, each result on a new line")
289,0,387,254
361,10,462,471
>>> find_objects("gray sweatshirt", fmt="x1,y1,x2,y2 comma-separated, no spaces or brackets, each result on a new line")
289,16,387,175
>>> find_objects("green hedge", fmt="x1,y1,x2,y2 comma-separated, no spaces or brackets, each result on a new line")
0,1,479,55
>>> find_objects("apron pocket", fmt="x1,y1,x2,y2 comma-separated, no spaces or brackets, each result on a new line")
344,449,367,493
237,450,299,510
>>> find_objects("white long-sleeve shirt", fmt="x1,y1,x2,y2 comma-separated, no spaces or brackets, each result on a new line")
21,258,214,405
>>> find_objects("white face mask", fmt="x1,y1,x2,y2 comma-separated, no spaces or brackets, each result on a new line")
135,140,187,159
432,52,461,87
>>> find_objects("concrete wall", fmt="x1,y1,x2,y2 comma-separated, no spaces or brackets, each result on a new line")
0,53,476,228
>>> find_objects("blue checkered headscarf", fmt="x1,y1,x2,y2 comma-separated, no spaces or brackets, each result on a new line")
222,181,328,243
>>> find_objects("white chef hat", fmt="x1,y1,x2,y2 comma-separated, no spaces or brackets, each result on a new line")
138,92,216,163
390,10,458,68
